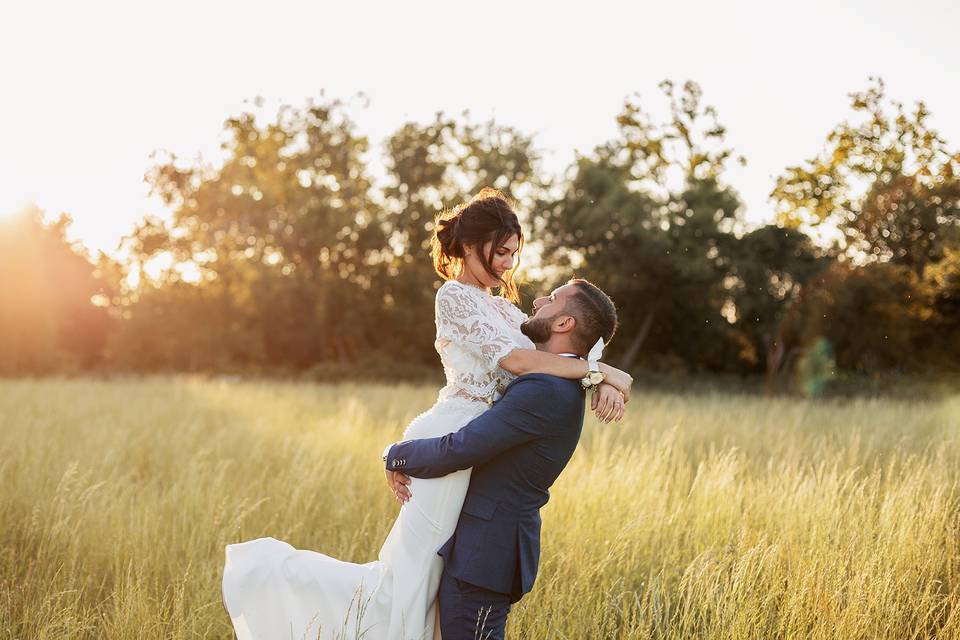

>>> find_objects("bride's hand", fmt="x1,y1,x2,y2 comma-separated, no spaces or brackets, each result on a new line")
599,363,633,403
591,383,626,423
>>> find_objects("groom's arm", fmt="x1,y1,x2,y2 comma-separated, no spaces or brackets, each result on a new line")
384,376,561,479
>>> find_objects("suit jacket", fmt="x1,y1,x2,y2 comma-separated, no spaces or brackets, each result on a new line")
385,373,585,602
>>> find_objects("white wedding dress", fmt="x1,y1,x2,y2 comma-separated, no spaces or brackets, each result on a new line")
222,280,534,640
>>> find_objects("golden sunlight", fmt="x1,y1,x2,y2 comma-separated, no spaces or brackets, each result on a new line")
127,251,203,288
0,197,30,220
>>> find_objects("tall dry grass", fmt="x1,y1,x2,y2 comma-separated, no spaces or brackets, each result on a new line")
1,377,958,639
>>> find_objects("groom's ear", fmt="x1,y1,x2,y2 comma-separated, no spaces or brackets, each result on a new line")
553,315,577,335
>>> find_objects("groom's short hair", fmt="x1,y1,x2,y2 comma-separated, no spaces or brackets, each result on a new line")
564,278,618,354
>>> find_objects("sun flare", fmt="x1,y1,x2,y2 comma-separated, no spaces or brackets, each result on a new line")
0,197,30,220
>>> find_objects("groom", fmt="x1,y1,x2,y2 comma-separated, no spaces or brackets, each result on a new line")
383,278,619,640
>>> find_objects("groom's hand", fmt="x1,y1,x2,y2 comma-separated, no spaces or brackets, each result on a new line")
384,470,412,504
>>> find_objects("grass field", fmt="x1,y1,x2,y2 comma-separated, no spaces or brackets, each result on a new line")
2,377,959,639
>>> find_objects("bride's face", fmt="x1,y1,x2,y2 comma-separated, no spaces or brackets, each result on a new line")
463,234,520,288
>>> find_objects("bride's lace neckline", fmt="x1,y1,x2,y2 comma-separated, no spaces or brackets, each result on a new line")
447,279,492,296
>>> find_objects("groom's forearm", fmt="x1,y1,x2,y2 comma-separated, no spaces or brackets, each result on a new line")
385,436,464,479
384,377,554,478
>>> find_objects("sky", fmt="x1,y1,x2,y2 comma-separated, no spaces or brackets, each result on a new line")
1,0,958,256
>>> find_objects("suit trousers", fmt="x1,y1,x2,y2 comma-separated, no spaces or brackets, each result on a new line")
438,569,513,640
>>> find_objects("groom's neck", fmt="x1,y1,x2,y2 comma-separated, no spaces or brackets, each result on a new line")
535,337,586,358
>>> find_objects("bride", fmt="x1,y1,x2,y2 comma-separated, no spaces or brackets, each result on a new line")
221,188,632,640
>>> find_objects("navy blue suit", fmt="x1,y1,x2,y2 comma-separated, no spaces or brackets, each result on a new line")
385,372,586,639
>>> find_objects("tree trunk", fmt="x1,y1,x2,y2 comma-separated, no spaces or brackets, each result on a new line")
618,310,656,371
765,328,787,396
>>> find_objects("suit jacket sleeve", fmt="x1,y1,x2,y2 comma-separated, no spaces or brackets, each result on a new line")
385,376,559,478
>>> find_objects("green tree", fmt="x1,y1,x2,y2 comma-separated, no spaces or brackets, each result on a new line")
781,262,932,373
109,279,265,371
924,245,960,368
726,225,828,377
130,98,386,369
538,81,747,372
772,78,960,277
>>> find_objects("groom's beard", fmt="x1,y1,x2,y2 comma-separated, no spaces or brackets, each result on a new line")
520,314,557,344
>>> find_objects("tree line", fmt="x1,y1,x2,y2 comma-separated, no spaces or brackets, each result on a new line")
2,79,958,391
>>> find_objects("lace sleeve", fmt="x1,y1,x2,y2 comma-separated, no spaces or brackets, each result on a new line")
435,283,520,400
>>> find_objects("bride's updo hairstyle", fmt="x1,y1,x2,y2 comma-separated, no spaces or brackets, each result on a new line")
431,188,524,303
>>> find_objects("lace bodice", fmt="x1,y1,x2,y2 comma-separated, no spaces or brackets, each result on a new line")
434,280,534,405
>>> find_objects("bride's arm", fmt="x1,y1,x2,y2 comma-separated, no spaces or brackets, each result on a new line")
500,348,633,402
